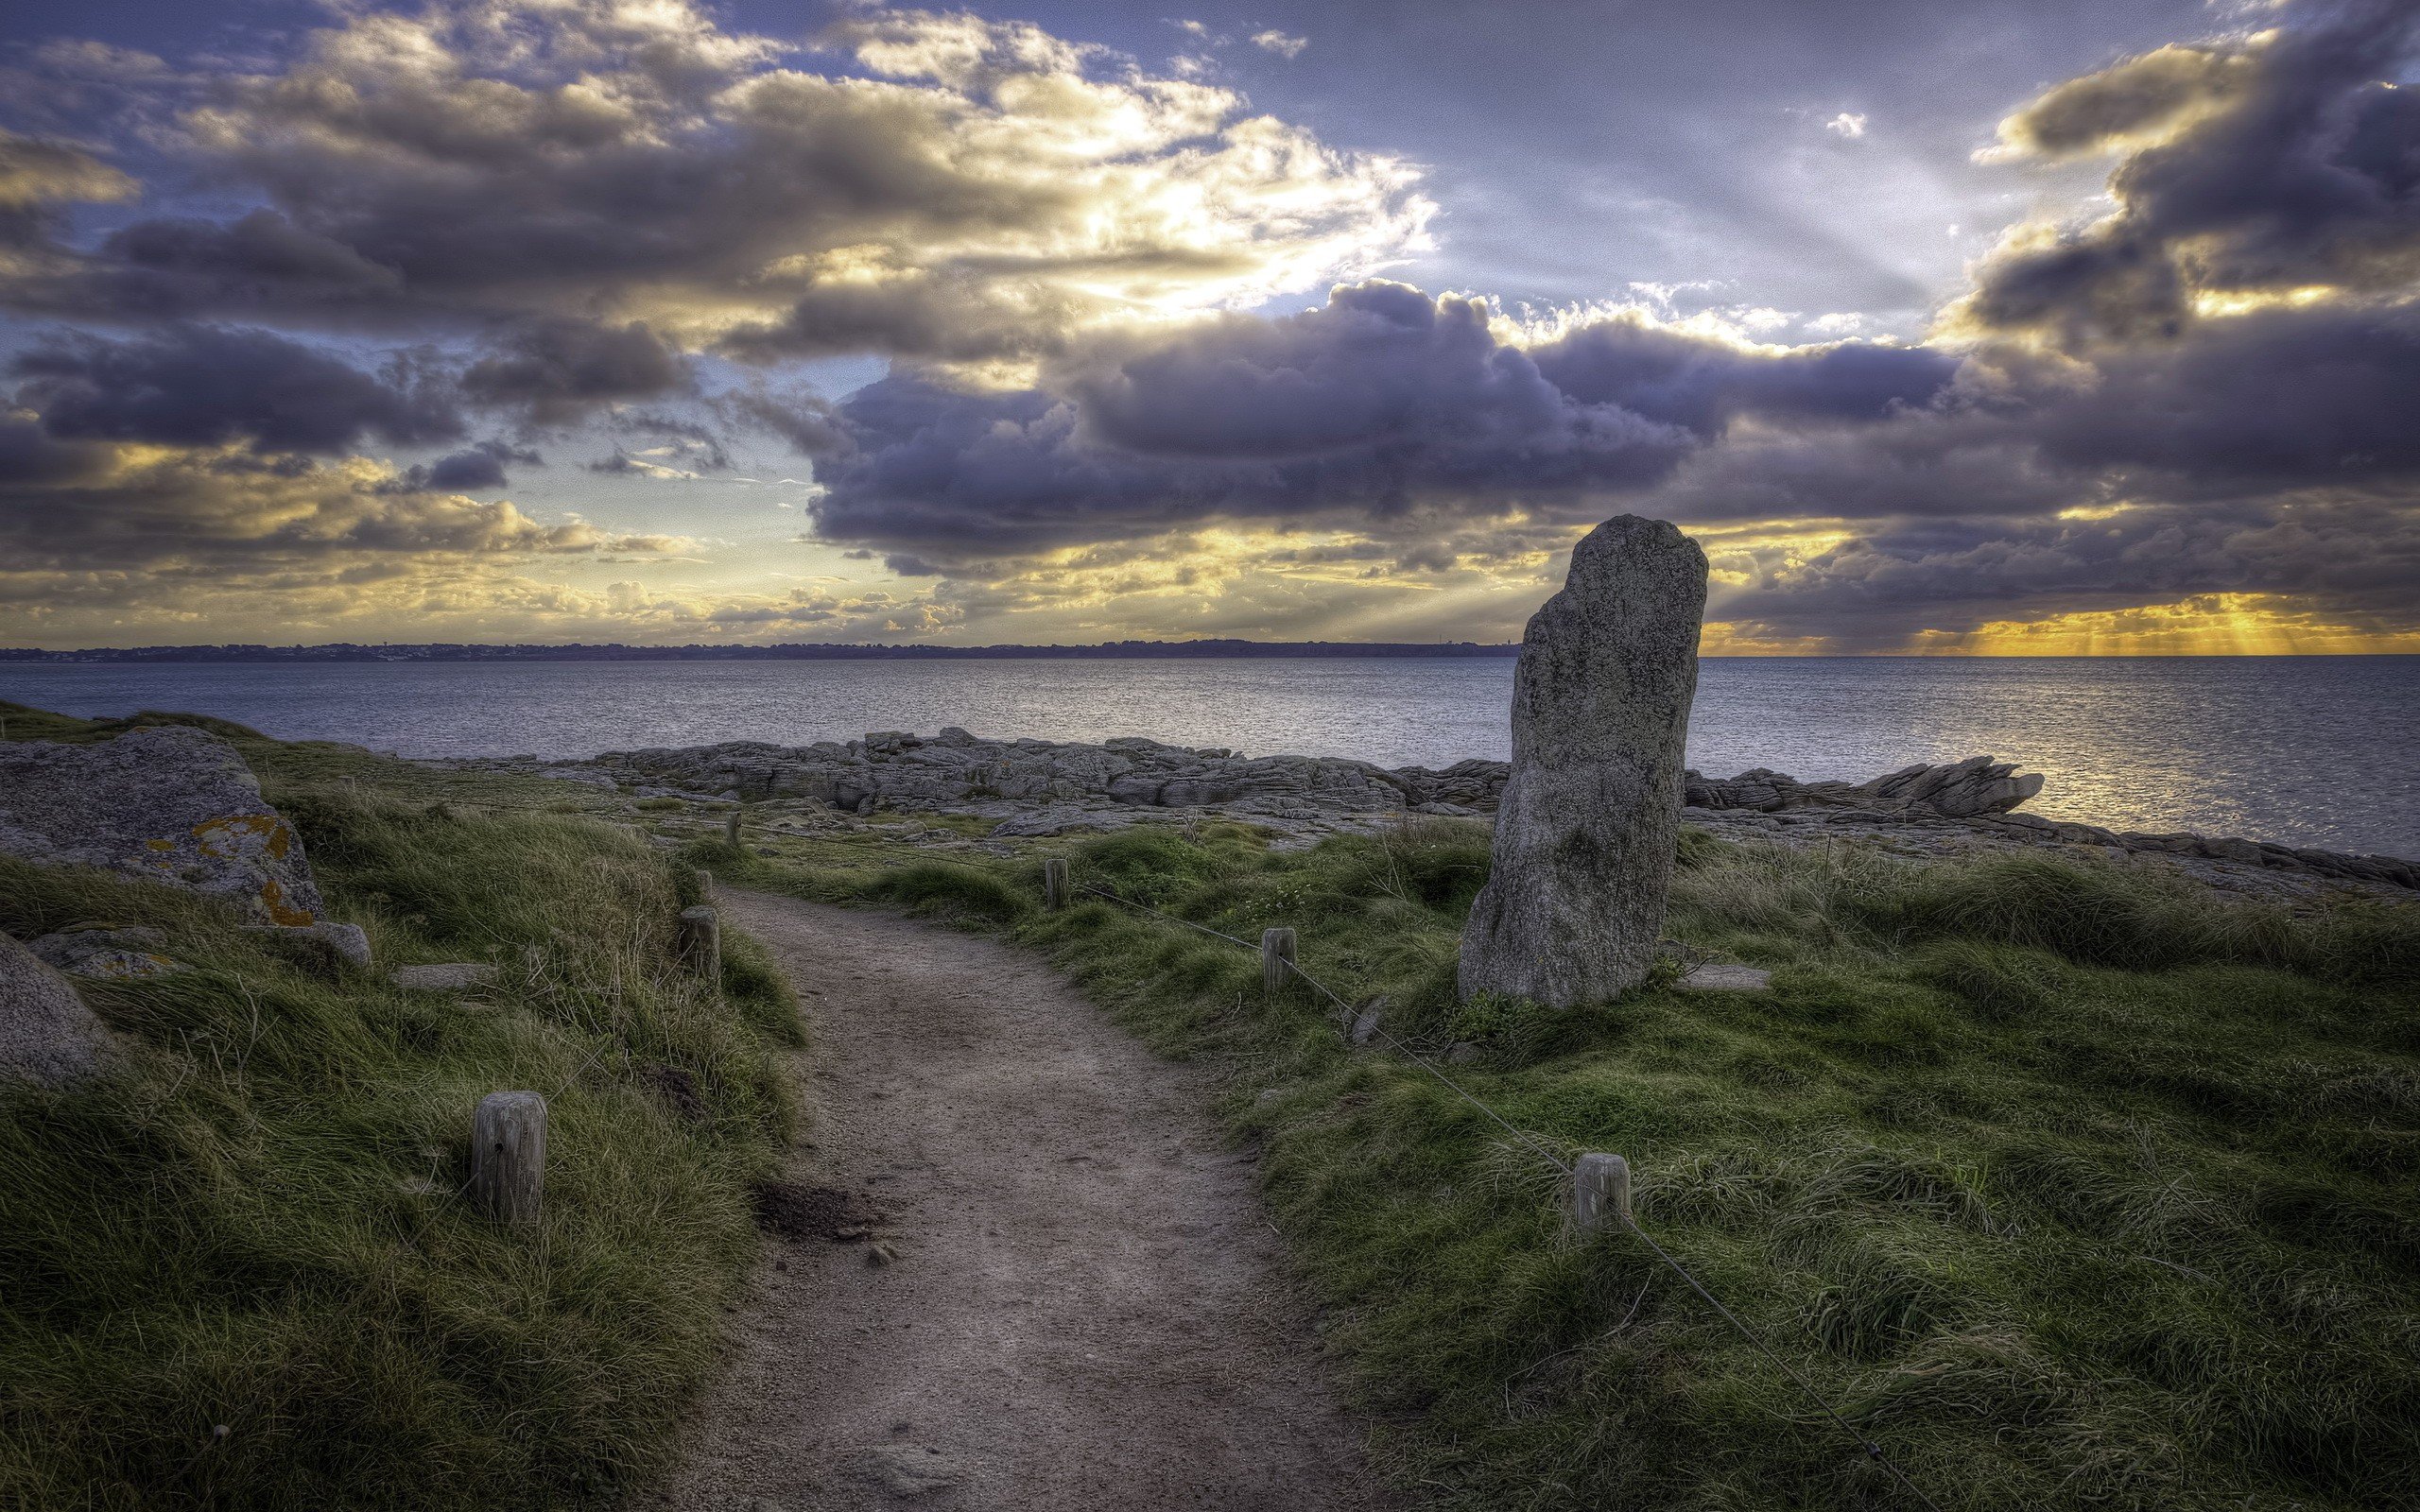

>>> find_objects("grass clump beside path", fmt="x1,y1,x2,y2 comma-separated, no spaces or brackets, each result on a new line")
0,704,802,1511
704,819,2420,1512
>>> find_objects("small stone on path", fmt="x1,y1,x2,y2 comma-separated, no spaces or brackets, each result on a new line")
389,962,496,991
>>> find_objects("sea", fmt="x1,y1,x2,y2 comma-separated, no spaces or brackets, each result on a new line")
4,656,2415,859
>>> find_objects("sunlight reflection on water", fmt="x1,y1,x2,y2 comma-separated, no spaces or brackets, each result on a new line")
4,657,2413,856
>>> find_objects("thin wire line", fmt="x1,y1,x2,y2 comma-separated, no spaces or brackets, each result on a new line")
819,842,1946,1512
1616,1217,1946,1512
1073,881,1261,950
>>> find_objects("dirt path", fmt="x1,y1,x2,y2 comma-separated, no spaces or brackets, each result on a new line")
648,889,1390,1512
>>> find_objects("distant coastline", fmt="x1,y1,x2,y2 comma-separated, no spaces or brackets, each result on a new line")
0,640,1522,663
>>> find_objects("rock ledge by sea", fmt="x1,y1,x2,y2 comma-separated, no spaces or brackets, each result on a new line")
440,730,2417,901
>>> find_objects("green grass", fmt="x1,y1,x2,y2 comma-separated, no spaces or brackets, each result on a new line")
0,707,802,1510
702,819,2420,1512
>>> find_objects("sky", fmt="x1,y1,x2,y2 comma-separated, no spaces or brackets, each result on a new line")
1,0,2416,652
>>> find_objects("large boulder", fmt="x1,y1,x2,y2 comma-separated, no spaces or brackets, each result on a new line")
0,726,325,924
1460,516,1707,1007
1,931,112,1086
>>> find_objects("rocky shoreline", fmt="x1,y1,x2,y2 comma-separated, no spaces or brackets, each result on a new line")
442,730,2418,902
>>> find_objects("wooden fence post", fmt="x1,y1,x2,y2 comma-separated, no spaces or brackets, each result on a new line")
473,1091,546,1226
678,905,720,977
694,867,716,902
723,809,742,847
1571,1152,1632,1239
1043,858,1070,911
1261,927,1297,998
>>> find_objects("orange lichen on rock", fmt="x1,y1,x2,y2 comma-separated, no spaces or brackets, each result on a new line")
193,813,292,861
257,876,317,927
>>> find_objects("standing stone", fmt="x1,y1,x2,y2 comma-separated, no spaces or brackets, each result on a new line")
1,931,113,1086
1460,516,1706,1007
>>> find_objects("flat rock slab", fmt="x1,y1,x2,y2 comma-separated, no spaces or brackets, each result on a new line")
28,928,183,981
0,726,325,925
242,921,372,972
1677,963,1772,993
1,931,112,1086
648,890,1389,1512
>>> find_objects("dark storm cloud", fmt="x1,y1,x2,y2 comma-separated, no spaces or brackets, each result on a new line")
1644,299,2420,527
409,439,543,490
1712,495,2420,647
458,319,689,423
11,324,462,454
800,282,1950,558
1964,0,2420,342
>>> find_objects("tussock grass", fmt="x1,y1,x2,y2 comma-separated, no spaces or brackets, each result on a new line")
712,816,2420,1511
1,712,800,1511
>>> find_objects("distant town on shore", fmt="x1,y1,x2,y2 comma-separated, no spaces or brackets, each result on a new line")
0,640,1524,663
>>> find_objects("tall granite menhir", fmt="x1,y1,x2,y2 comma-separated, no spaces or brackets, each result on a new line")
1460,516,1707,1007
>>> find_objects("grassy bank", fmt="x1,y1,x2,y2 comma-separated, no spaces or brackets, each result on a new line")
0,704,802,1510
701,818,2420,1511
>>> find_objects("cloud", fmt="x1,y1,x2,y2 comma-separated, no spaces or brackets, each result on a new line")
11,324,462,454
763,0,2420,648
411,439,542,490
0,1,1428,368
1251,31,1310,60
790,281,1952,561
458,318,690,424
0,129,137,266
1979,43,2250,163
0,129,135,215
0,421,663,577
1956,0,2420,344
2,0,2416,654
1705,495,2420,650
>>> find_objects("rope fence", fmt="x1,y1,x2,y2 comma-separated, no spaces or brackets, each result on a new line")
708,824,1945,1510
1046,850,1945,1512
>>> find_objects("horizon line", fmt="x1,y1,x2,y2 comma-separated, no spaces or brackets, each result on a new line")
4,640,2417,662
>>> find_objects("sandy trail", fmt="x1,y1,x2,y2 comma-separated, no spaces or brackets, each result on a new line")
648,888,1389,1512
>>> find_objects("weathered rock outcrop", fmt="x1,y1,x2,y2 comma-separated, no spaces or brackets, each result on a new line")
1,931,112,1085
518,729,2048,832
1684,755,2043,818
439,722,2413,898
0,727,325,924
1459,515,1708,1007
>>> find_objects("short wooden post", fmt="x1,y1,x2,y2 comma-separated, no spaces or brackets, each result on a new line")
1571,1152,1632,1239
1261,927,1297,998
678,905,720,977
473,1091,546,1226
723,809,743,847
1043,857,1070,911
694,867,716,902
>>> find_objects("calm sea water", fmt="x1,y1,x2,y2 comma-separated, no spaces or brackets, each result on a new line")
5,657,2415,858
